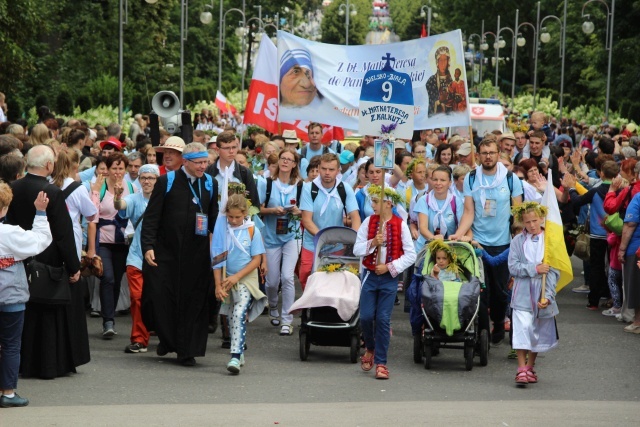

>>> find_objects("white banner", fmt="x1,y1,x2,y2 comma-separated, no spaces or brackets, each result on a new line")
277,30,471,131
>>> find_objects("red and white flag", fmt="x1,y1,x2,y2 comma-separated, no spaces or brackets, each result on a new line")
215,90,237,115
244,37,343,143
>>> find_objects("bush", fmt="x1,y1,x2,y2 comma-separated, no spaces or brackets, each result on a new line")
83,74,134,108
76,95,93,112
6,97,22,122
34,94,49,110
56,90,74,116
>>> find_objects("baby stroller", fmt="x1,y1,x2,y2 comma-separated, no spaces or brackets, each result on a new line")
407,241,489,371
294,227,361,363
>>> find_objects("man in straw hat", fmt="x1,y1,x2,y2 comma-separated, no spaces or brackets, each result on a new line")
155,136,185,175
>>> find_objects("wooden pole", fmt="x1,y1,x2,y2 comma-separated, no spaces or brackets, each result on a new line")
376,162,386,265
540,273,547,303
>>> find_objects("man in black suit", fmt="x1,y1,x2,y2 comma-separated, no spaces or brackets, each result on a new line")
5,144,86,379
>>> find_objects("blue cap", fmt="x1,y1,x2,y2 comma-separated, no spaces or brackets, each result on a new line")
339,150,354,165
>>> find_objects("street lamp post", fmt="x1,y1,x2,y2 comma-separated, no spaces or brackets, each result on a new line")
582,0,615,120
118,0,127,124
492,15,505,98
467,31,483,96
533,1,566,113
338,1,357,45
420,1,433,37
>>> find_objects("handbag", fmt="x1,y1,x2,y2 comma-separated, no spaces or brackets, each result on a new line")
26,259,71,305
573,219,591,261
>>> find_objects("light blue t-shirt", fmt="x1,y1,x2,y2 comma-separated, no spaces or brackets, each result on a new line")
79,166,96,182
300,181,358,252
623,192,640,257
225,226,266,275
119,192,149,270
258,178,301,248
413,194,464,252
463,171,523,247
298,145,335,179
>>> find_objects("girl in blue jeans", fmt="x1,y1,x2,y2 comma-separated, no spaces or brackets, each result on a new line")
0,187,52,408
354,185,416,379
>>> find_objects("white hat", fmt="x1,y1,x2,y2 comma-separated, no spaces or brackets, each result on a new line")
156,136,185,153
282,129,300,145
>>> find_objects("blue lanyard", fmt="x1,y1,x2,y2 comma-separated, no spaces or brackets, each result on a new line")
188,179,203,213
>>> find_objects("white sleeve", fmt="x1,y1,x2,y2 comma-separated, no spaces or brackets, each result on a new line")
353,217,375,257
388,221,417,277
0,216,53,261
72,186,99,221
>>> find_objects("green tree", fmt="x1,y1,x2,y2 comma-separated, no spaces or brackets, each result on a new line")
320,0,370,45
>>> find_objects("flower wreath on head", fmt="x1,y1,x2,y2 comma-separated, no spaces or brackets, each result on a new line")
511,201,549,223
406,157,427,178
227,182,260,217
427,240,462,274
367,184,403,206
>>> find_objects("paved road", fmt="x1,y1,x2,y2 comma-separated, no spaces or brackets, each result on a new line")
5,257,640,425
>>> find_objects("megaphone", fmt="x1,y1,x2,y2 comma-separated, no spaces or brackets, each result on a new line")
151,91,180,118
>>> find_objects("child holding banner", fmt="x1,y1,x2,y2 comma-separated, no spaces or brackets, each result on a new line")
507,202,559,386
354,185,416,380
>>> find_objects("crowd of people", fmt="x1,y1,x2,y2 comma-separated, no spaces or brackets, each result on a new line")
1,106,640,405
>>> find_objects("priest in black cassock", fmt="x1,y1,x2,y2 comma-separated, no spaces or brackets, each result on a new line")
5,145,87,379
141,140,218,366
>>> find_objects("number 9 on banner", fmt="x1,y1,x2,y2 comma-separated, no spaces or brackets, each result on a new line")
358,53,414,139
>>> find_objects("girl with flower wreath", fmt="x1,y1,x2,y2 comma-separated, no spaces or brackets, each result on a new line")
508,202,559,386
353,185,416,380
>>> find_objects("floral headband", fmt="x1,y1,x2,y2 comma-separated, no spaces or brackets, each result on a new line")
406,157,427,177
427,240,461,274
511,201,549,223
367,184,403,206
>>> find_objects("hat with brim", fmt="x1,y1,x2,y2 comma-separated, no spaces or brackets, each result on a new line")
282,129,300,145
99,137,122,151
499,132,516,142
457,142,473,156
155,136,185,153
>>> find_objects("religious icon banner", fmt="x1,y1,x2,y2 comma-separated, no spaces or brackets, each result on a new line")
277,29,471,130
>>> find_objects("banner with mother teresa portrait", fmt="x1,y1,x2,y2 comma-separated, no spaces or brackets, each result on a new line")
277,29,471,131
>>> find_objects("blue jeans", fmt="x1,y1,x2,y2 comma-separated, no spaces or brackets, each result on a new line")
0,310,25,390
98,244,128,325
360,271,396,365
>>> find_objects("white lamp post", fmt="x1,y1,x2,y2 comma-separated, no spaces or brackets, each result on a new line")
338,1,357,45
582,0,615,120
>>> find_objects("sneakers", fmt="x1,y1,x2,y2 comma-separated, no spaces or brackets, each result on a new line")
90,310,101,318
0,393,29,408
102,321,116,339
397,282,404,293
125,342,148,353
227,354,245,374
623,323,640,334
602,307,621,317
572,284,590,293
279,324,293,336
586,305,598,311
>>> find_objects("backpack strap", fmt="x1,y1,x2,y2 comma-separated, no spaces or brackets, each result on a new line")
296,181,304,207
301,145,308,160
248,225,255,241
265,177,273,207
311,182,348,216
62,181,82,200
450,196,458,228
336,182,348,216
126,181,134,195
323,145,330,155
99,180,108,202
